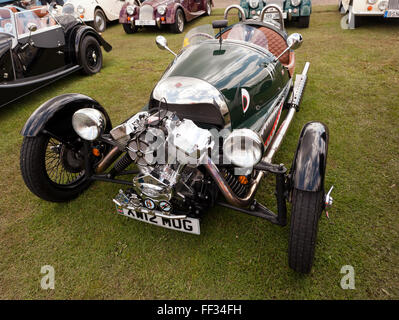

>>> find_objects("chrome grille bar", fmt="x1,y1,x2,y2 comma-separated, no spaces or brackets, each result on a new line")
389,0,399,9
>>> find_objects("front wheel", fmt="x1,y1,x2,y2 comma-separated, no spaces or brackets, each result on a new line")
20,134,92,202
298,15,310,28
93,9,107,32
288,189,324,273
123,22,137,34
80,36,103,75
171,9,184,33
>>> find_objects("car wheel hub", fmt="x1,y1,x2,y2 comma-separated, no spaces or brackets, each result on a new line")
178,13,183,31
96,14,105,29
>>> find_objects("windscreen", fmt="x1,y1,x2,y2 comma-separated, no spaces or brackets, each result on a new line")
15,8,56,36
182,24,214,48
225,24,268,50
0,8,14,36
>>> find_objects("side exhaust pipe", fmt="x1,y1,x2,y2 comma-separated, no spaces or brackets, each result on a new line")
204,62,310,208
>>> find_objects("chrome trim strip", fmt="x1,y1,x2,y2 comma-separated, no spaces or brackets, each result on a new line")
224,5,246,21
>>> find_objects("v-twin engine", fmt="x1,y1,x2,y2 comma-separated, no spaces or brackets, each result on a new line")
110,110,216,218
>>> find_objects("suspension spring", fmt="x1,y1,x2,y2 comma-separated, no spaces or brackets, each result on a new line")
110,153,133,176
221,168,247,198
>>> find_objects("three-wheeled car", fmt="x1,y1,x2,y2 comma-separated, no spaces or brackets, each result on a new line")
0,3,112,108
20,5,332,273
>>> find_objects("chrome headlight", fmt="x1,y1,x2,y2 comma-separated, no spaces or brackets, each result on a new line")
248,0,260,9
126,5,136,15
62,3,75,15
72,108,106,141
378,0,388,9
77,5,85,14
223,129,264,168
157,5,167,15
367,0,377,4
291,0,301,6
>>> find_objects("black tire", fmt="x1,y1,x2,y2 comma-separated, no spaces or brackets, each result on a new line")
20,135,92,202
298,15,310,28
123,22,137,34
171,9,184,33
288,189,324,273
79,35,103,75
205,0,212,16
93,8,107,32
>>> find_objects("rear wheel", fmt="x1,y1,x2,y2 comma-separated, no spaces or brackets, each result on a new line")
20,134,92,202
298,15,310,28
288,189,324,273
93,8,107,32
123,22,137,34
80,36,103,75
171,9,184,33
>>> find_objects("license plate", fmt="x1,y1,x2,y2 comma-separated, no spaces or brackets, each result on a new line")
135,19,156,26
262,11,287,21
116,206,200,235
384,10,399,18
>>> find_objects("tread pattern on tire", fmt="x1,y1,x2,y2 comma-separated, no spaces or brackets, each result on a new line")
288,189,323,273
20,135,91,202
80,36,102,76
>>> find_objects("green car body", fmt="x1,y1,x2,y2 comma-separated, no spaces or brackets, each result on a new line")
239,0,312,27
158,40,289,132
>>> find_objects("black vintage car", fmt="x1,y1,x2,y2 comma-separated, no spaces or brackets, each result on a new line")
0,2,112,108
20,6,333,273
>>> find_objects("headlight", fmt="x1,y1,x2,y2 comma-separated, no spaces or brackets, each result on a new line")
77,5,85,14
248,0,259,9
126,5,135,15
291,0,301,6
62,3,75,15
223,129,264,168
72,108,106,141
157,6,167,15
378,0,388,10
367,0,377,3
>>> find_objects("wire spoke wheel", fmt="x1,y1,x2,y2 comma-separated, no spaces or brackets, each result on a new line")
44,137,85,186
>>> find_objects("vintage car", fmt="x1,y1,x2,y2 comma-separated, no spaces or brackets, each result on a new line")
0,4,112,108
339,0,398,28
119,0,212,34
20,5,332,273
62,0,125,32
239,0,312,27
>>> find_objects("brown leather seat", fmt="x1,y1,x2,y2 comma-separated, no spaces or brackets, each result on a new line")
220,25,295,76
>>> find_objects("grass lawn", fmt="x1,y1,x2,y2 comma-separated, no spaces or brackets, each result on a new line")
0,6,398,299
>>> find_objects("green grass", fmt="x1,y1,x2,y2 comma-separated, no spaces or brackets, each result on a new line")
0,6,398,299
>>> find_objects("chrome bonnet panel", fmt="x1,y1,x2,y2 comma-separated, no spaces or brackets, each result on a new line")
152,76,230,125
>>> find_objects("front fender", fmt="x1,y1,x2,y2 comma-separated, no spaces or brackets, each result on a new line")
165,4,184,24
21,94,112,137
290,122,329,192
74,25,112,64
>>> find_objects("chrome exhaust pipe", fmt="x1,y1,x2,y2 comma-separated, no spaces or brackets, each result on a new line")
95,146,122,174
205,62,310,208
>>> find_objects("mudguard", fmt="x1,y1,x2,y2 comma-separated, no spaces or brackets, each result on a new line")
74,25,112,65
21,93,112,137
291,122,329,192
